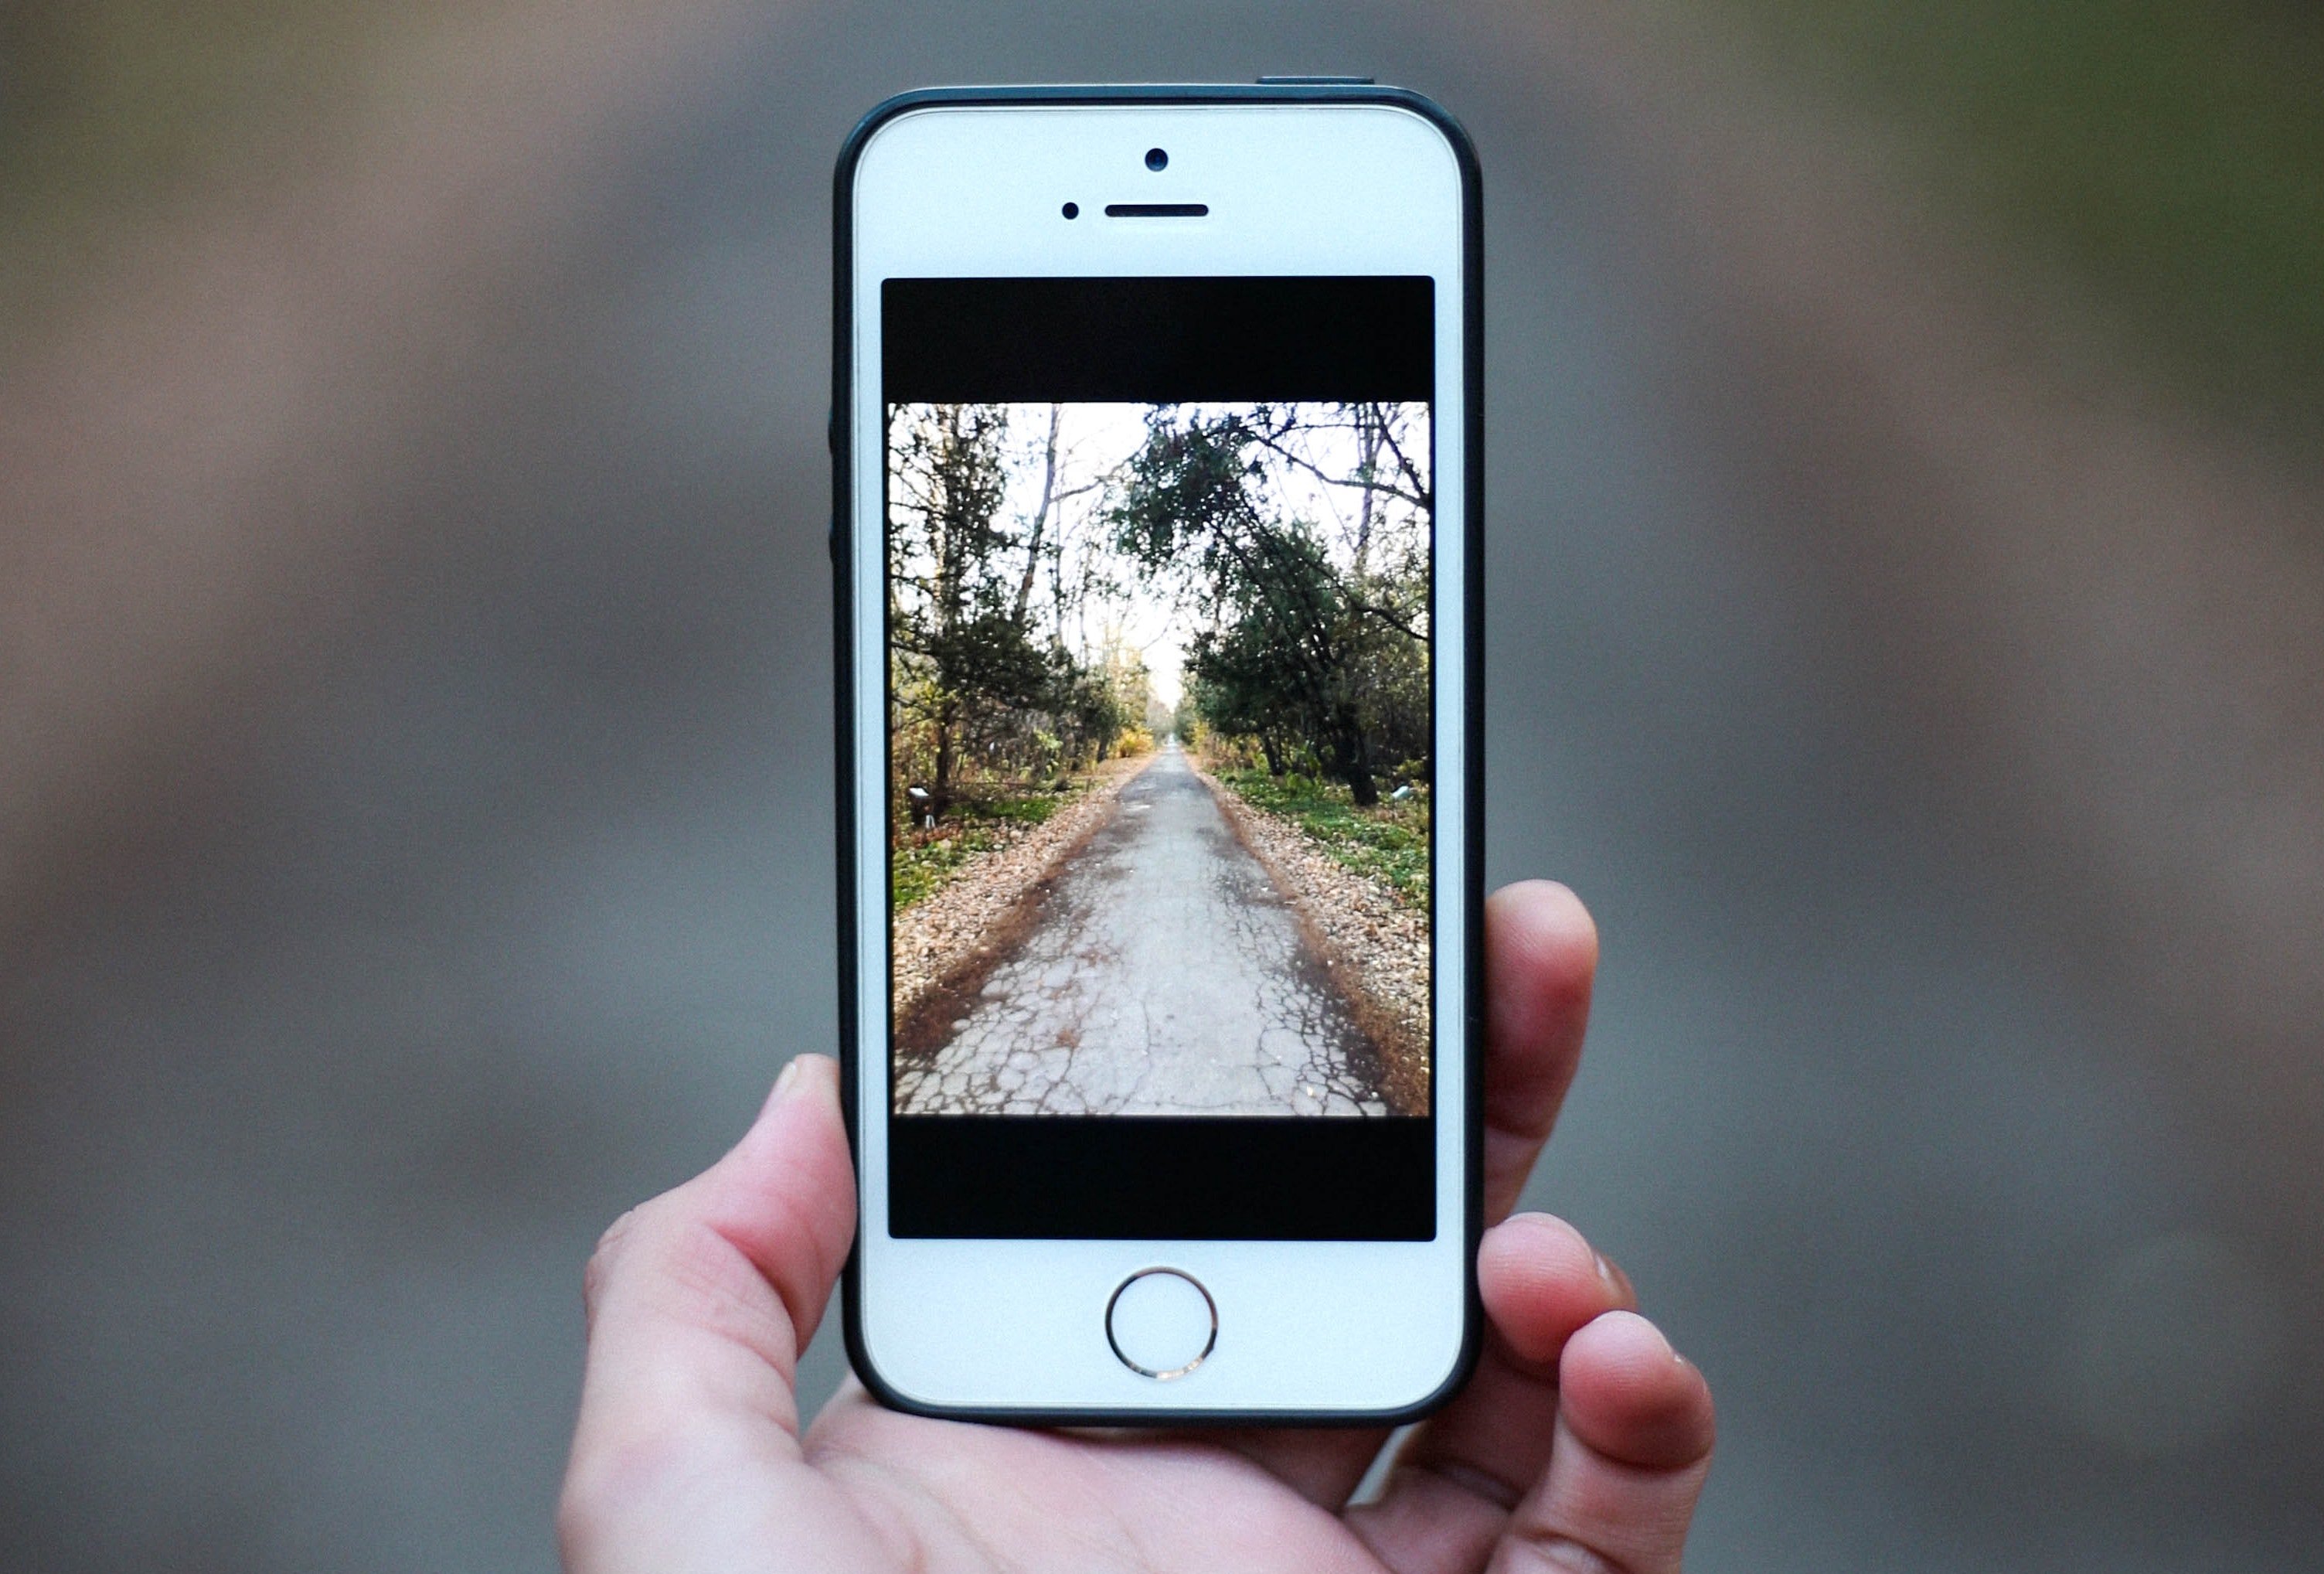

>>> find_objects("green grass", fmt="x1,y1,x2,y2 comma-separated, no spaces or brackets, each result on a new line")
888,789,1067,912
1668,0,2324,428
1217,768,1432,908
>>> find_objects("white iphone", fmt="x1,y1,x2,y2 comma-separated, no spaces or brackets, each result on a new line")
833,83,1481,1422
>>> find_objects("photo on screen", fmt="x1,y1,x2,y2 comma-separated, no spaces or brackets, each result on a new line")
885,399,1434,1119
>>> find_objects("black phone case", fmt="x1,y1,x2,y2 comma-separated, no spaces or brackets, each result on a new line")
832,81,1485,1426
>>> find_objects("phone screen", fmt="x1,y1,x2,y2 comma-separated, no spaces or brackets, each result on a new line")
881,277,1437,1239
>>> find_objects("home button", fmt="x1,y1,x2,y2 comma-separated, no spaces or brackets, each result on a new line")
1105,1269,1217,1380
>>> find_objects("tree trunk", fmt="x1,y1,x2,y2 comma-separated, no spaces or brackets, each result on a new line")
1014,404,1060,622
1353,403,1381,574
930,698,958,818
1329,707,1379,806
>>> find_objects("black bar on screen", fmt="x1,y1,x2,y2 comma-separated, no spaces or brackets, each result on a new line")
889,1116,1435,1240
883,276,1434,404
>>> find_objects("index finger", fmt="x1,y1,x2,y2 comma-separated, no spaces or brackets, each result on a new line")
1482,880,1598,1221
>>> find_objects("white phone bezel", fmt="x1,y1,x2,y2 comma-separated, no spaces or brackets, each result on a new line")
842,94,1474,1420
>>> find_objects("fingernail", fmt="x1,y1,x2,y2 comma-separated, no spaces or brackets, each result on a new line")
1615,1309,1676,1361
763,1057,805,1113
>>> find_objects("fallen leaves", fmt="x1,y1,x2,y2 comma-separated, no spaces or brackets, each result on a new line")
1203,768,1434,1116
889,757,1146,1022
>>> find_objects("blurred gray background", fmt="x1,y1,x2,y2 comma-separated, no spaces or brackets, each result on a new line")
3,2,2319,1569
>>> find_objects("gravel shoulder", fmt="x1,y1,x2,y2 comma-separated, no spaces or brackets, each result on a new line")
888,755,1148,1024
1199,765,1433,1116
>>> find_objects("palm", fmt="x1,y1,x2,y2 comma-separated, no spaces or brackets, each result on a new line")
562,885,1715,1574
798,1394,1390,1570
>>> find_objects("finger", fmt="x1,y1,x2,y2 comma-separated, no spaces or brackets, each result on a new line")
560,1057,856,1545
1482,881,1598,1221
1200,882,1601,1510
1342,1213,1633,1572
1492,1312,1716,1574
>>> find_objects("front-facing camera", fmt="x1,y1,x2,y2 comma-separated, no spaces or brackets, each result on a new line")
1062,201,1080,219
1145,147,1169,172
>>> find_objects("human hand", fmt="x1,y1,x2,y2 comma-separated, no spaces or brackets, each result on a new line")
559,880,1715,1572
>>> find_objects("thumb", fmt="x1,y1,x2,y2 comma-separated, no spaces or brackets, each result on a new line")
566,1055,856,1486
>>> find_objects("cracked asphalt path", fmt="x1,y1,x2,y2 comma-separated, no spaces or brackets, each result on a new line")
894,741,1390,1116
